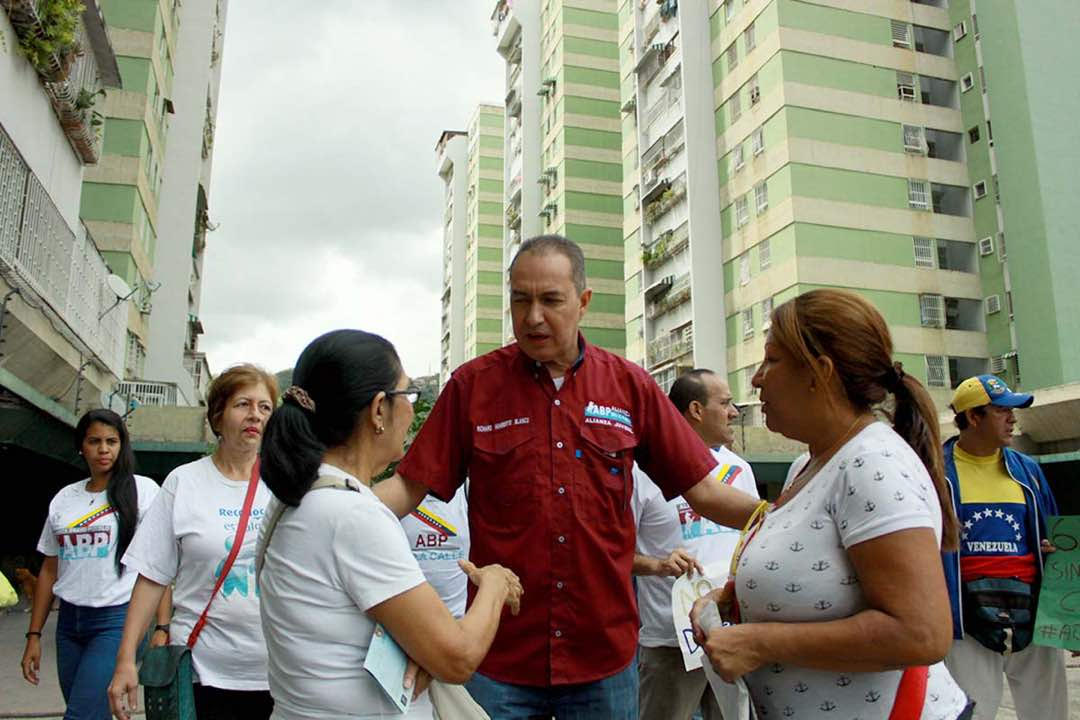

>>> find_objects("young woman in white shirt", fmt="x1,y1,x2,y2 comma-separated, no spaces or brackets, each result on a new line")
691,289,975,720
20,409,162,720
257,329,523,720
108,364,280,720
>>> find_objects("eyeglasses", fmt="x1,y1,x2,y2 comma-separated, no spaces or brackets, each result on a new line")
386,387,422,404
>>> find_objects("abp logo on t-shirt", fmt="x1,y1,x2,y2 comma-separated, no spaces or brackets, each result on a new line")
57,528,112,559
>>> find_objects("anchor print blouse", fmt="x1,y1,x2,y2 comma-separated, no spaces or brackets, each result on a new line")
734,422,968,720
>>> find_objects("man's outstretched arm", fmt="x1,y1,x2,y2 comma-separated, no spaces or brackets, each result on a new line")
374,472,430,518
682,474,762,531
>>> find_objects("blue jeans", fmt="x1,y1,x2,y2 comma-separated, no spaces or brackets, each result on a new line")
465,660,638,719
56,600,128,720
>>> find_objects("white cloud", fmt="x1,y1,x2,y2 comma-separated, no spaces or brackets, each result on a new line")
200,0,503,374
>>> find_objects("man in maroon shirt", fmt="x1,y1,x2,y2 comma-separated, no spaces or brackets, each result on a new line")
376,235,760,718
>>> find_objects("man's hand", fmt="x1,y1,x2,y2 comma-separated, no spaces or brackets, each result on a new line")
658,548,704,578
1040,539,1056,554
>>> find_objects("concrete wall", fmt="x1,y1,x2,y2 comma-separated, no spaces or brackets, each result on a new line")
0,13,84,229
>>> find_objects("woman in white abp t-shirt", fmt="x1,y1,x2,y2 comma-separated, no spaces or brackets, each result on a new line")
108,364,280,720
20,409,160,720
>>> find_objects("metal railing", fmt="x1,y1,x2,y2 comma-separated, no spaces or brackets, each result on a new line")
116,380,179,407
0,123,126,376
647,273,691,319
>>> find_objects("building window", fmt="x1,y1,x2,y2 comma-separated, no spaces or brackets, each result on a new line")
890,20,911,48
973,180,987,200
903,124,925,153
735,195,750,227
979,67,987,93
971,13,980,38
997,231,1007,261
908,179,930,210
742,307,754,338
896,71,916,101
960,72,975,93
733,144,745,171
754,182,768,213
926,355,947,387
761,296,774,330
751,126,764,155
953,21,967,41
727,44,738,71
723,1,734,24
913,236,935,268
729,89,741,122
744,23,756,52
748,73,760,105
919,294,944,327
759,238,771,270
968,125,980,144
978,236,994,256
739,254,751,285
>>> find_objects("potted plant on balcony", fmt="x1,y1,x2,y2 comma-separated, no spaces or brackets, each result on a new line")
6,0,85,82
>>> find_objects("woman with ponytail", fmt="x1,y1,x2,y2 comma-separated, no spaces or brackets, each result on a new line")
256,329,522,719
691,289,974,720
20,409,161,720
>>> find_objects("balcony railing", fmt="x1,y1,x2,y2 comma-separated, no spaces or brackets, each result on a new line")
643,175,687,225
642,220,689,271
647,327,693,368
647,273,691,319
0,123,125,376
3,1,108,164
116,380,179,407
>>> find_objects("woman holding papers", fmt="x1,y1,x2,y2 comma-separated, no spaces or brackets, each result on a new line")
256,329,522,720
691,290,974,720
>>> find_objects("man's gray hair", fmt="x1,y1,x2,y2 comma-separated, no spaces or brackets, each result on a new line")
510,234,587,294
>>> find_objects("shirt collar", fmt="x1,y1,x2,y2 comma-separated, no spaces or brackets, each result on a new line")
517,333,589,376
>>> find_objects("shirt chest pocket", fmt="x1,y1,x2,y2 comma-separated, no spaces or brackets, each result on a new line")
578,425,638,507
471,428,536,507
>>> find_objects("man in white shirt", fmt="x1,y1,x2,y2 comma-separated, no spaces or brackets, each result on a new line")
632,369,760,720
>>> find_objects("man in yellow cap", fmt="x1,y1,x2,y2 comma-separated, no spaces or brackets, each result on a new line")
940,375,1066,720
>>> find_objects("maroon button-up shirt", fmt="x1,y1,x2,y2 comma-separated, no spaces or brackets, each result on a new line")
396,338,717,686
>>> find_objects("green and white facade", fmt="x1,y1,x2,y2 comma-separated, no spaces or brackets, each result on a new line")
463,104,506,362
494,0,626,355
437,129,468,386
80,0,225,406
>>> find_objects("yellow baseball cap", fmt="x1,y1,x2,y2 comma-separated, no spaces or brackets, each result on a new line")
950,374,1034,413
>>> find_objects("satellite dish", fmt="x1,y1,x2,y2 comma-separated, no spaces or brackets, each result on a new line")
107,274,132,299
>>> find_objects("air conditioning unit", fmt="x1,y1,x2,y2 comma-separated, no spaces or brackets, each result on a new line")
990,355,1008,373
978,236,994,256
985,294,1002,314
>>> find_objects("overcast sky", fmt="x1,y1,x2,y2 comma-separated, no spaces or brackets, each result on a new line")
200,1,503,377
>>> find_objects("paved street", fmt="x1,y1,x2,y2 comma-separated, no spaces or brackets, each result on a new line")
0,601,143,719
1,599,1076,718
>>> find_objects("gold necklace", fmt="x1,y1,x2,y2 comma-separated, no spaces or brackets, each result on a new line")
774,414,873,509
